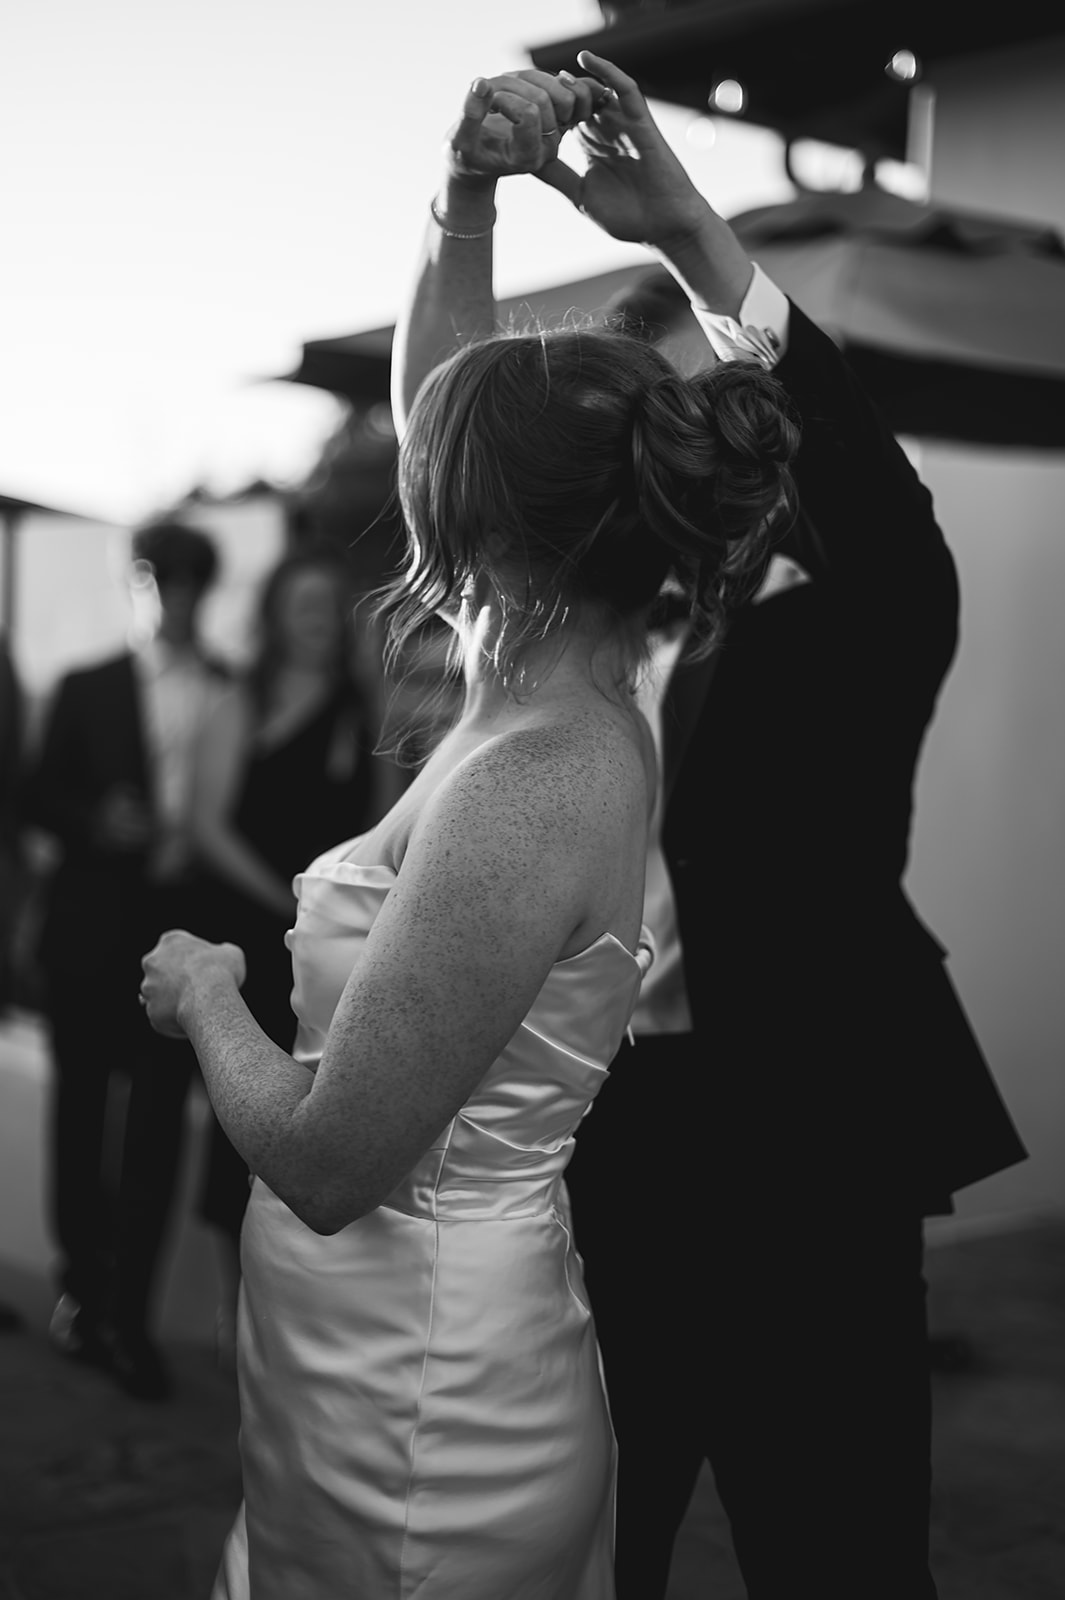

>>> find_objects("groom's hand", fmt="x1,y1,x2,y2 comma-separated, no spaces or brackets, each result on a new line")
537,52,712,253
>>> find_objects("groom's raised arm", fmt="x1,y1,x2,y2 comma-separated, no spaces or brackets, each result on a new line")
765,305,954,609
558,52,954,625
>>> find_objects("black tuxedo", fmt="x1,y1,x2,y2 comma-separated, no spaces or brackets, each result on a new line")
26,649,227,1337
663,305,1023,1210
564,307,1025,1598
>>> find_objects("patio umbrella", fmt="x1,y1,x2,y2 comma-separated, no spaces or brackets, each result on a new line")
287,326,395,408
284,266,649,407
727,181,1065,447
287,196,1065,450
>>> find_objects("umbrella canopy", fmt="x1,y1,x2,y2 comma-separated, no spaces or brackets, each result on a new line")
287,326,395,407
284,265,650,406
286,195,1065,450
729,183,1065,447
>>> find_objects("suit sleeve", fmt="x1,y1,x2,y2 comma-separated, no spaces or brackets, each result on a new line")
22,674,100,850
774,301,958,657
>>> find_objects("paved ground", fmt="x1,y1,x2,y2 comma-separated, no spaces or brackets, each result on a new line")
2,1005,1065,1597
0,1282,239,1600
3,1218,1065,1598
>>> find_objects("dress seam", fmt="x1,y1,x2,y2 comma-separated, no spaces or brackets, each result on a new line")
398,1117,456,1598
518,1022,611,1070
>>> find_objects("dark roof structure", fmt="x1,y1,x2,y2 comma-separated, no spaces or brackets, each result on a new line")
527,0,1064,160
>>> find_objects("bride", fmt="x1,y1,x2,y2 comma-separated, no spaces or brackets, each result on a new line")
138,62,796,1600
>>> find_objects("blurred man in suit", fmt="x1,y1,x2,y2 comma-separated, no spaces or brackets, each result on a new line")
26,521,228,1396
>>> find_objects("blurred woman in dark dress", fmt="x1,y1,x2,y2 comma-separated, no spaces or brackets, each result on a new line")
191,544,385,1357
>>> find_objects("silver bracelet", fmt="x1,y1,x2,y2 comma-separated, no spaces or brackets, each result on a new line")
430,196,496,240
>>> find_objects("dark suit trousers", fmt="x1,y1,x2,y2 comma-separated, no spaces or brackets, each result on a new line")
112,882,204,1341
46,961,145,1322
564,1033,938,1600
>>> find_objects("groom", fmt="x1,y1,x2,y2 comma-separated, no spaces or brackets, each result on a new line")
394,56,1027,1599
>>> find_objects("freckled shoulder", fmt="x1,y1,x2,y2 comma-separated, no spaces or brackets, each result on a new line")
419,708,650,856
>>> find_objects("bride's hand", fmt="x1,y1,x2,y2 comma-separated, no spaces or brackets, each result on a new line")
446,69,605,182
140,929,246,1040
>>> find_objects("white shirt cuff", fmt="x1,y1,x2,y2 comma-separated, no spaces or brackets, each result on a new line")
690,263,790,369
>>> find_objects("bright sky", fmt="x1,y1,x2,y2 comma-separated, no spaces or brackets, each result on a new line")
2,0,794,524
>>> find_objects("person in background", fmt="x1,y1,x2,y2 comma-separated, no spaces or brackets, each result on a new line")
189,542,386,1365
0,634,25,1017
0,635,27,1334
396,54,1027,1600
25,519,228,1394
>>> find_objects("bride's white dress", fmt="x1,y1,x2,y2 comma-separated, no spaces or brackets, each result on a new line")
212,839,652,1600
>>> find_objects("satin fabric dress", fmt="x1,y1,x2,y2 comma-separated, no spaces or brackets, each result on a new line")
213,839,652,1600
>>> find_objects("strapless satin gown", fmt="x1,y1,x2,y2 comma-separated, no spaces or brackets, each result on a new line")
212,840,652,1600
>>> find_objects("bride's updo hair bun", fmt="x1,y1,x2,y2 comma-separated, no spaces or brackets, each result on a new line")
388,323,799,680
622,359,800,649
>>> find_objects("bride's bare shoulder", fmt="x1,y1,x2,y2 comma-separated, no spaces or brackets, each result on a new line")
415,707,649,857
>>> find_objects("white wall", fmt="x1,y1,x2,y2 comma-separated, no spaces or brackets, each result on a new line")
15,512,131,704
906,35,1065,1232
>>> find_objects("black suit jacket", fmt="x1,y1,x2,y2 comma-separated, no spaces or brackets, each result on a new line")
25,650,226,981
662,304,1026,1211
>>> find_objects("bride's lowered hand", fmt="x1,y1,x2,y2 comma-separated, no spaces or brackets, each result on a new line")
140,930,246,1040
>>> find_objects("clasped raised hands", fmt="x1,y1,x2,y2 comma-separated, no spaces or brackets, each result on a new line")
448,52,711,253
448,68,606,181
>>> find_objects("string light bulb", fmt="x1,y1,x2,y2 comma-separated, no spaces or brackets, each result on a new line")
703,80,745,116
885,50,920,82
708,79,746,115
